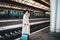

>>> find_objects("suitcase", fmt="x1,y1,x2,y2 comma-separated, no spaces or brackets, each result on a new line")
21,34,29,40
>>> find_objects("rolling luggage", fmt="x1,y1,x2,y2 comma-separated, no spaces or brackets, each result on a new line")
21,34,29,40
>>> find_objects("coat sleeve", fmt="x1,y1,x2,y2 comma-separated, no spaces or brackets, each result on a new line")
23,15,29,25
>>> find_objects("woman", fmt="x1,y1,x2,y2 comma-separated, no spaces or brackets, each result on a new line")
22,10,30,34
21,10,30,40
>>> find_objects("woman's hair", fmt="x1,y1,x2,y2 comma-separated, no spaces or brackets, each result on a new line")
23,10,29,14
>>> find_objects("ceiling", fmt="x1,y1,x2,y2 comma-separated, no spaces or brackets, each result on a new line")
41,0,50,4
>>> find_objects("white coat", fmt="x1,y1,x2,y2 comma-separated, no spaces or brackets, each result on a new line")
22,14,30,35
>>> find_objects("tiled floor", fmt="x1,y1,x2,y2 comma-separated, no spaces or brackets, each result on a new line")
30,27,60,40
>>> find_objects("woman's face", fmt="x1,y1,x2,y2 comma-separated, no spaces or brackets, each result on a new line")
25,11,30,17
